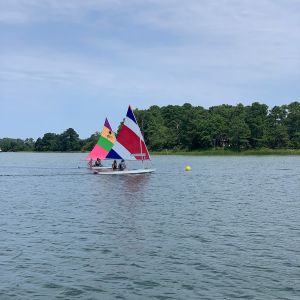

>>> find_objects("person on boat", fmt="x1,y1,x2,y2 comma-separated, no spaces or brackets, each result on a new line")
112,160,118,170
88,158,93,168
94,158,102,167
118,159,126,171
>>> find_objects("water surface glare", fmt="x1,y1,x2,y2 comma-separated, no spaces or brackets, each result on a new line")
0,153,299,299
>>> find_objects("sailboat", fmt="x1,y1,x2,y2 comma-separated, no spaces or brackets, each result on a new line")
85,118,116,170
95,106,155,175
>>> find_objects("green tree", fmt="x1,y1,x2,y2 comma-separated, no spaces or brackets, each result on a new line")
245,102,268,148
228,104,251,150
0,138,29,151
81,132,99,151
136,106,170,151
59,128,80,151
34,133,60,151
285,102,300,148
208,105,232,148
264,105,289,148
24,138,35,151
34,138,43,151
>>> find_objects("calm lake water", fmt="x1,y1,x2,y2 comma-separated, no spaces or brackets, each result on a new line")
0,153,299,299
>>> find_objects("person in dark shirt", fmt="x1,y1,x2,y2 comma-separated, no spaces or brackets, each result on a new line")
118,159,126,171
94,158,102,167
112,160,118,170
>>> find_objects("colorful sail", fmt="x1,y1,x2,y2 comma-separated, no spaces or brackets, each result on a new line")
106,106,150,161
85,118,116,160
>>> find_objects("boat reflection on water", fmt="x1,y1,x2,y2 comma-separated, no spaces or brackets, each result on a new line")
120,173,151,195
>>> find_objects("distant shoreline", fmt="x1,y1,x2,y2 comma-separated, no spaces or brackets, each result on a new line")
150,149,300,156
1,149,300,155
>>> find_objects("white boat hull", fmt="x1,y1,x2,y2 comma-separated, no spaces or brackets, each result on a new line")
95,168,155,175
90,166,112,171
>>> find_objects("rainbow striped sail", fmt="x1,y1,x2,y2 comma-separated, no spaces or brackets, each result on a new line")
85,118,116,160
106,106,150,161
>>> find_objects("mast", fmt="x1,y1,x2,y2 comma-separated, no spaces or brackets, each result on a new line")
139,127,144,169
139,115,146,169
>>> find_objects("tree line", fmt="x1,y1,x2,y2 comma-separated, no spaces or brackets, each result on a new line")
134,101,300,151
0,102,299,152
0,128,98,152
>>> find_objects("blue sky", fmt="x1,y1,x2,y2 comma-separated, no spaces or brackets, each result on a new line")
1,0,300,139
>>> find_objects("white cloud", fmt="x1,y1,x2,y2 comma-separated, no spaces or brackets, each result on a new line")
1,1,299,104
0,0,122,24
0,51,114,87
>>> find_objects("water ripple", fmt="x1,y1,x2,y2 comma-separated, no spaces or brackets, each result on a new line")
0,153,299,299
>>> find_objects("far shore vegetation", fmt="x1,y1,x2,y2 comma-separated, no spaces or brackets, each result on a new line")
150,149,300,156
1,102,299,154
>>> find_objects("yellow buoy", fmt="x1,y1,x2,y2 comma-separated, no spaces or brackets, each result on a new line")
185,165,192,171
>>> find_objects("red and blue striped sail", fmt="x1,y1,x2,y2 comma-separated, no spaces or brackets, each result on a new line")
107,106,150,161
